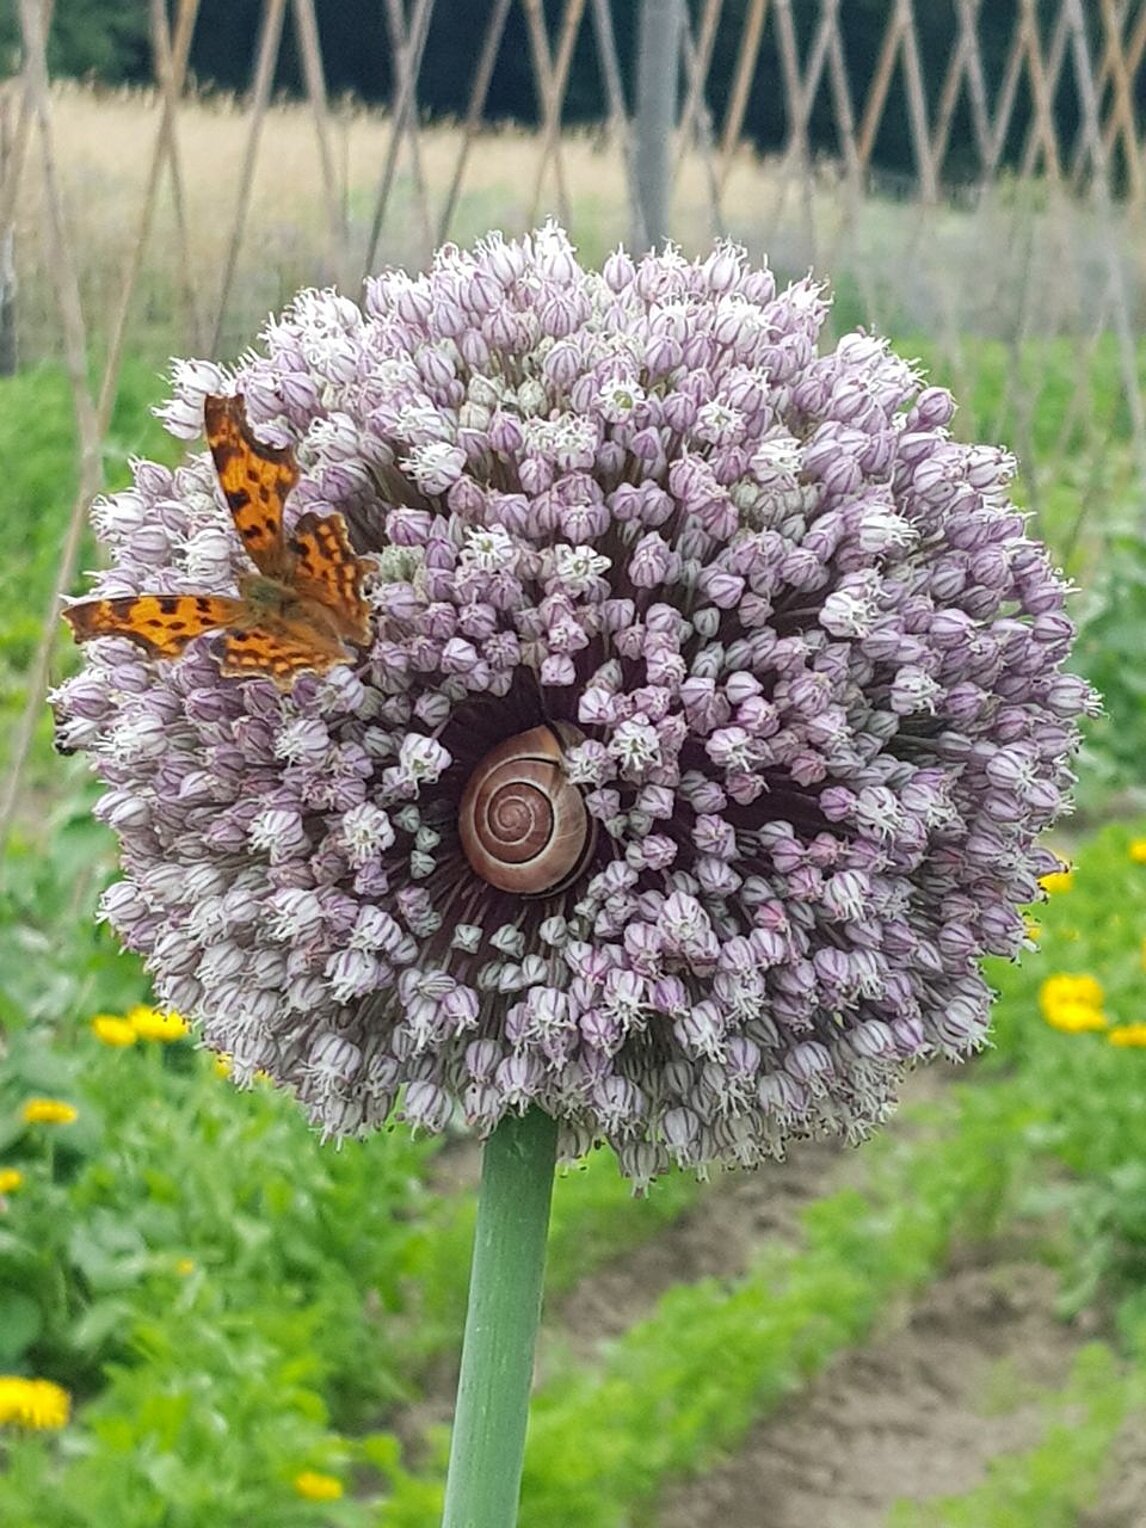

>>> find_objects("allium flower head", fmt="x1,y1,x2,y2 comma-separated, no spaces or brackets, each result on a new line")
54,225,1094,1180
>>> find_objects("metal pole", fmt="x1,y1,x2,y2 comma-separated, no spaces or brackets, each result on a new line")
633,0,683,247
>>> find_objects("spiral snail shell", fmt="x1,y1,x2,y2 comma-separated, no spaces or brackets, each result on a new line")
458,724,595,896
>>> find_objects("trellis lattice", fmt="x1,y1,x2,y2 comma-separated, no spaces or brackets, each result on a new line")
1,0,1144,839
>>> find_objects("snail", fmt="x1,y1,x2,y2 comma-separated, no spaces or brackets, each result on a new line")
458,724,595,896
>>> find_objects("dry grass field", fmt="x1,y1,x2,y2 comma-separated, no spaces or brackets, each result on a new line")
7,81,1145,371
7,82,735,360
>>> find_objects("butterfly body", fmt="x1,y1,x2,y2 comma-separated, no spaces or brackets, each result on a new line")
63,395,373,690
228,566,368,666
237,571,342,634
240,573,297,614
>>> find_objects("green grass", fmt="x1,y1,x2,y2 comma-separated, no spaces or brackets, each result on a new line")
0,355,179,624
0,992,711,1524
0,1022,429,1524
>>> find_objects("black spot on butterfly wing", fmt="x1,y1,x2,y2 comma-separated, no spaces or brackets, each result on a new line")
287,511,372,644
205,394,298,580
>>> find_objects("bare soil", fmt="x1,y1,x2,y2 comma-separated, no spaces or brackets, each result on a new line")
653,1249,1084,1528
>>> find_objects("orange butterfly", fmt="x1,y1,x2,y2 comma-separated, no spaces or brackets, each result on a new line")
63,394,373,691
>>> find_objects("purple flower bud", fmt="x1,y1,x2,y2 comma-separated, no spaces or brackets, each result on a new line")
52,225,1089,1180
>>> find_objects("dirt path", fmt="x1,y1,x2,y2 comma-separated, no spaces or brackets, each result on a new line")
653,1247,1083,1528
549,1070,1141,1526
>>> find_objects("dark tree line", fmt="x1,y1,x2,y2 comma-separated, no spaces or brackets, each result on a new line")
3,1,1141,185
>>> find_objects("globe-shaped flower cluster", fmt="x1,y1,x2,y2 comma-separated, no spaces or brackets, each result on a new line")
54,225,1093,1181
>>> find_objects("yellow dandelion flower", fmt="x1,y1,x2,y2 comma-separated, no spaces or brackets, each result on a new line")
0,1169,24,1194
1043,1000,1109,1034
1109,1024,1146,1047
1129,839,1146,865
293,1471,344,1502
1039,973,1104,1016
0,1376,70,1429
20,1098,78,1126
1023,917,1042,943
212,1053,233,1079
128,1007,189,1043
91,1014,138,1047
1038,868,1074,896
174,1257,196,1277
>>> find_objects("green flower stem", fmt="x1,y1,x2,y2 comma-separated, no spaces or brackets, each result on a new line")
441,1106,559,1528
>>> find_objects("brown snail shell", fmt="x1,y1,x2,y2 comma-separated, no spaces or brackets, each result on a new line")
458,724,595,896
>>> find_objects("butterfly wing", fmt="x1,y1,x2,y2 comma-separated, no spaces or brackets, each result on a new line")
288,511,372,646
65,400,367,695
63,594,244,659
219,619,354,690
204,394,298,580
